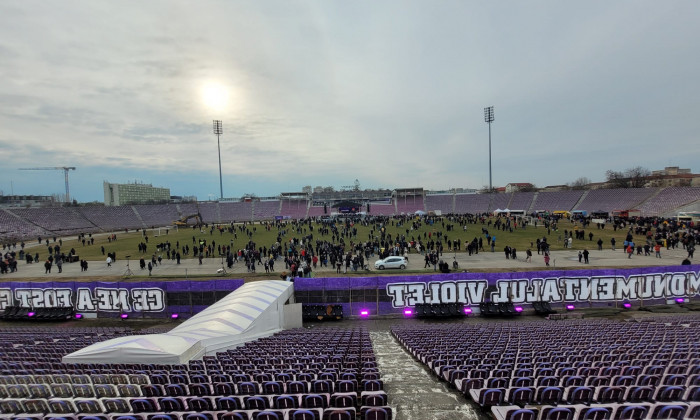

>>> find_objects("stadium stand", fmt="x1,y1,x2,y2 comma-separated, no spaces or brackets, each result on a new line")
395,196,425,215
0,208,52,239
253,200,280,220
366,202,395,216
530,190,585,213
219,202,253,222
393,315,700,419
307,205,326,218
637,187,700,217
78,205,143,231
489,193,511,212
507,192,535,212
7,207,96,236
424,194,454,214
574,188,658,214
0,323,387,420
280,199,309,219
253,200,281,220
454,193,490,214
133,204,180,228
198,202,221,223
176,203,200,218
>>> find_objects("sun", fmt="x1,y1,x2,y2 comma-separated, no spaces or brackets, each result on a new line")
201,83,229,111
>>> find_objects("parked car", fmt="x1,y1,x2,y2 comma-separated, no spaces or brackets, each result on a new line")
374,256,407,270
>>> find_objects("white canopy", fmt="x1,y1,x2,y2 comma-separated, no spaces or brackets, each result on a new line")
62,280,294,364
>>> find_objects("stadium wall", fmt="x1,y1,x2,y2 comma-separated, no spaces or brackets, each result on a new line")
294,264,700,316
0,278,244,318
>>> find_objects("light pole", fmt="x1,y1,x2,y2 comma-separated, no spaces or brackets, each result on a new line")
213,120,223,200
484,106,494,192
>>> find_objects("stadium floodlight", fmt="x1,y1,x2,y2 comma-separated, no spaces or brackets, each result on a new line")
213,120,224,200
484,106,494,191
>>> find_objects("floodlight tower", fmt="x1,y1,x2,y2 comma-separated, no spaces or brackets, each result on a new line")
484,106,494,192
213,120,223,200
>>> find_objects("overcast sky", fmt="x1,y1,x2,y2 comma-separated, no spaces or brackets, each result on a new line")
1,1,698,202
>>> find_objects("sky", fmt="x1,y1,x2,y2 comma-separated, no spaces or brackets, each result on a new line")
0,1,698,203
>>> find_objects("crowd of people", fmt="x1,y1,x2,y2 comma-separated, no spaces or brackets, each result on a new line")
0,212,697,277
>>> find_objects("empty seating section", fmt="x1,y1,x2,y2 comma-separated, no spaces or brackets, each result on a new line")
176,203,200,217
637,187,700,217
531,190,584,212
198,203,220,223
490,193,511,212
0,209,51,239
424,194,453,214
307,206,326,218
78,206,143,231
575,188,657,214
253,201,281,220
0,326,389,420
133,205,180,227
508,192,535,212
454,194,490,214
7,207,95,236
280,200,308,219
218,202,253,222
395,196,424,215
393,316,700,420
367,202,395,216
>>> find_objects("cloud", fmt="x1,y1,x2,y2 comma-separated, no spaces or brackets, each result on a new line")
0,0,698,201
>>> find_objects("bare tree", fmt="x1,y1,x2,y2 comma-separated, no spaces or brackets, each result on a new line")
568,177,591,190
605,167,651,188
625,166,651,188
605,170,629,188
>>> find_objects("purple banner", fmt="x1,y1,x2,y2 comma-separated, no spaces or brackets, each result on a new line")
0,278,244,318
294,265,700,316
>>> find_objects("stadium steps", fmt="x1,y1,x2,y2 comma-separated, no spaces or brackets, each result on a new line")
131,205,147,228
634,187,664,211
1,208,51,236
571,189,589,211
371,331,480,420
71,207,102,232
527,192,539,214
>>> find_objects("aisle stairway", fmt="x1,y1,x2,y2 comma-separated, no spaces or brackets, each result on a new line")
370,330,486,420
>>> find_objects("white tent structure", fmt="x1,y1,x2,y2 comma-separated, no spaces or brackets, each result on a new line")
62,280,295,364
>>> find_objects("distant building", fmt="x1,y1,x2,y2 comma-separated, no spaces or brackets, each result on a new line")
104,181,170,206
0,194,56,208
651,166,691,176
646,166,699,188
505,183,534,193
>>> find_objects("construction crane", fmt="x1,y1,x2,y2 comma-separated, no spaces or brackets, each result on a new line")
18,167,76,203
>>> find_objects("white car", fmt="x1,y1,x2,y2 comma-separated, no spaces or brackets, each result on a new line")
374,256,407,270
